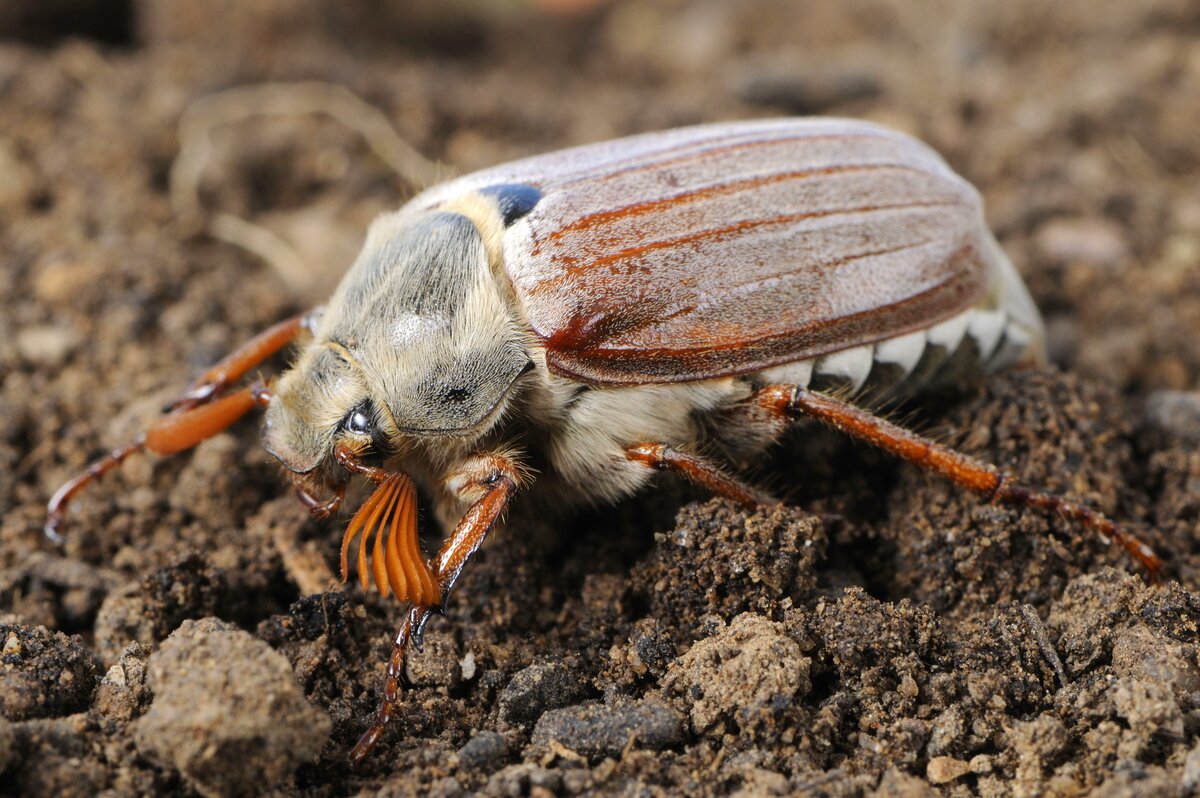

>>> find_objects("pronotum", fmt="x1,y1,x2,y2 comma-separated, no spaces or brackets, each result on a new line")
46,118,1162,762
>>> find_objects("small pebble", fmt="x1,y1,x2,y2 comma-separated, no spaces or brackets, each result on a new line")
15,324,82,367
456,730,509,771
32,260,108,305
1143,391,1200,444
926,755,971,784
969,754,993,774
531,699,683,759
496,661,589,726
1034,216,1129,267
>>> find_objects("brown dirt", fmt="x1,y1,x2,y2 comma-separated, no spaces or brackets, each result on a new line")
4,1,1200,796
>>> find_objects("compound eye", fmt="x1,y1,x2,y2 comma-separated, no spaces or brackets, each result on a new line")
342,403,372,435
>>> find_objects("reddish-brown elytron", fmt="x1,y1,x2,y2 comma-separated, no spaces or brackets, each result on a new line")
46,118,1161,764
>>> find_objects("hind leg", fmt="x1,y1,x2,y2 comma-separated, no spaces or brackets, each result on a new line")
754,384,1162,579
621,385,1162,580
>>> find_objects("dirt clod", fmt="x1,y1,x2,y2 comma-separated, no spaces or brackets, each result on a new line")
92,641,151,725
663,612,809,737
406,627,463,689
93,554,222,666
0,624,100,720
632,502,826,640
133,617,330,798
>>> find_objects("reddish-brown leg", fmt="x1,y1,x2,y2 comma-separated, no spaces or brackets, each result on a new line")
167,311,313,410
626,442,773,508
293,475,346,520
334,443,391,484
755,384,1163,579
44,437,147,543
45,310,312,540
348,454,520,766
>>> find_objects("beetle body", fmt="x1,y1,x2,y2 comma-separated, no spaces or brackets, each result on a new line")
266,118,1044,525
53,118,1163,766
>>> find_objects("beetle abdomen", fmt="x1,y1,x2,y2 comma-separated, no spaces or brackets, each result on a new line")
760,235,1044,402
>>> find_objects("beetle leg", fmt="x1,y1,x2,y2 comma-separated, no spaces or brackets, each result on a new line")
349,453,521,766
45,383,274,542
45,308,312,541
625,442,773,508
166,310,314,411
334,442,391,484
755,384,1163,580
292,473,346,520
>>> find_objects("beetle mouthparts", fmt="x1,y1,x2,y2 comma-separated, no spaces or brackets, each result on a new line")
339,472,438,605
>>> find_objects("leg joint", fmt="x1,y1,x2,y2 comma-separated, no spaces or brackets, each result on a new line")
757,383,800,418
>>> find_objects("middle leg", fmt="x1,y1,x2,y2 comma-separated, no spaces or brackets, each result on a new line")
625,442,772,508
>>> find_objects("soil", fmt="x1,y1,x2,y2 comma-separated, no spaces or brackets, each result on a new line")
3,1,1200,796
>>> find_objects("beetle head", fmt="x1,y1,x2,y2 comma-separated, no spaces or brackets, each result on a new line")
262,345,378,475
262,208,532,476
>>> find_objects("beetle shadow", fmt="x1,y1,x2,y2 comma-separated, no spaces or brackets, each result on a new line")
763,385,979,604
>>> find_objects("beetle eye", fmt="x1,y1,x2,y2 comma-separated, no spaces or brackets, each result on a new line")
342,404,372,435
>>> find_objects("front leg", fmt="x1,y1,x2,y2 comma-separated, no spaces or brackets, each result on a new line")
45,310,315,541
349,452,522,765
167,310,315,410
292,475,345,520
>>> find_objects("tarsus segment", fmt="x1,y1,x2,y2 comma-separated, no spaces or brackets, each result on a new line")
45,437,147,543
45,384,273,542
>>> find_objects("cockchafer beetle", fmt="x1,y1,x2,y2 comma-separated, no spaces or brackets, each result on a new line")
46,117,1162,762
